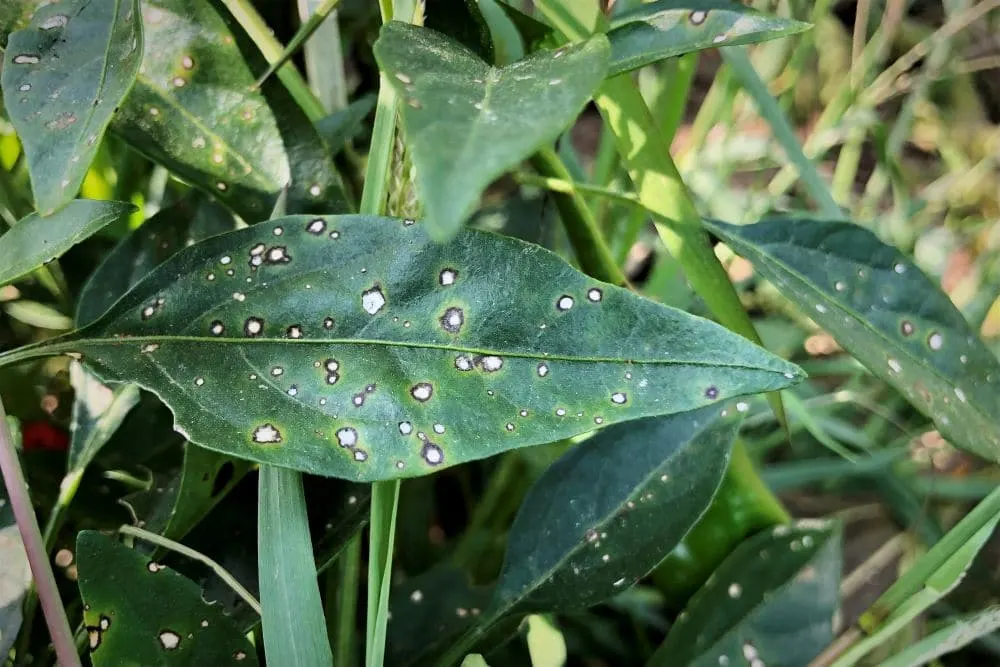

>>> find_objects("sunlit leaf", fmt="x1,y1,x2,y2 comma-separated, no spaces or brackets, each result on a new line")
707,218,1000,463
0,200,135,288
76,530,257,665
68,361,141,475
375,22,609,240
1,216,801,480
606,0,810,77
649,520,840,667
1,0,142,214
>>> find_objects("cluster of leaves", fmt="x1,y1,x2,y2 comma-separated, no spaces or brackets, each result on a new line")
0,1,998,666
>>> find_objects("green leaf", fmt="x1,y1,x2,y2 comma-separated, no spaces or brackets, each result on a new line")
525,615,566,667
68,360,141,474
77,193,236,326
880,606,1000,667
649,520,841,667
374,22,610,240
2,299,73,329
425,0,495,62
0,462,30,658
5,215,802,480
76,530,257,665
314,94,376,157
606,1,810,77
0,199,135,288
706,218,1000,463
492,406,740,616
258,465,332,665
1,0,143,215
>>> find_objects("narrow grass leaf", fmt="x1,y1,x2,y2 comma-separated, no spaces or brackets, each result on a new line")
707,218,1000,463
0,200,134,288
0,216,801,480
606,0,810,77
1,0,142,215
258,465,332,665
374,22,609,240
649,520,840,667
880,606,1000,667
76,530,257,665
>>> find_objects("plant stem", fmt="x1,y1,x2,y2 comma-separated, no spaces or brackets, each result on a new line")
252,0,345,89
332,534,361,665
118,524,262,615
0,399,79,667
365,481,400,667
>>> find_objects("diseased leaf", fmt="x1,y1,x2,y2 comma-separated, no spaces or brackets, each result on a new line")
606,1,810,77
375,22,609,240
649,520,841,667
68,361,141,474
707,218,1000,463
492,406,739,616
1,216,802,481
77,192,237,326
0,200,135,287
880,606,1000,667
76,530,257,665
1,0,143,214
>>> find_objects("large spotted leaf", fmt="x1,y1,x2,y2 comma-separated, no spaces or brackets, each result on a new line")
2,216,802,481
76,530,257,665
1,0,142,215
707,218,1000,463
606,1,810,77
374,22,609,240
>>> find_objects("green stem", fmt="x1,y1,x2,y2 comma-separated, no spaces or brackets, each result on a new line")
528,149,628,285
365,481,400,667
0,399,79,667
252,0,345,89
515,171,641,209
331,534,362,665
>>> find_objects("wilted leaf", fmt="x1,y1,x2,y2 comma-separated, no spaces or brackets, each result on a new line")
1,0,143,214
76,530,257,665
606,1,810,77
1,216,801,480
375,22,609,240
0,200,135,287
649,520,840,667
707,218,1000,463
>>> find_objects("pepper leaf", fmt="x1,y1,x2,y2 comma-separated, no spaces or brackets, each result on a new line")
706,218,1000,463
76,530,257,665
1,0,143,215
606,1,810,77
374,22,609,240
0,200,135,288
649,520,841,667
4,215,802,481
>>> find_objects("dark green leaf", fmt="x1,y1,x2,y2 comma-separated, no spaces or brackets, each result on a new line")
10,215,802,480
606,1,810,77
314,94,376,157
0,199,135,287
707,218,1000,463
374,22,610,240
68,361,141,474
492,405,740,616
650,520,840,667
76,530,257,665
258,465,332,665
425,0,495,62
495,2,558,53
0,449,30,659
77,192,237,326
1,0,143,214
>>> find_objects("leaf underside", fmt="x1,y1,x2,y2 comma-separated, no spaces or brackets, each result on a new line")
707,218,1000,463
39,215,800,481
1,0,143,214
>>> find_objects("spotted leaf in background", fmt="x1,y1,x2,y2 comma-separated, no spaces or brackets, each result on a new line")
606,0,810,77
375,22,610,240
5,216,802,481
1,0,142,215
76,530,256,665
707,218,1000,463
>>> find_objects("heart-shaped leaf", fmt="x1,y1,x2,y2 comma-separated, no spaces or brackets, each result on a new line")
1,0,143,215
649,520,841,667
76,530,257,665
606,1,810,77
0,199,135,287
2,215,801,481
707,218,1000,463
374,22,609,240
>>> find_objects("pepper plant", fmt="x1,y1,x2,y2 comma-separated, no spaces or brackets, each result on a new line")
1,1,999,666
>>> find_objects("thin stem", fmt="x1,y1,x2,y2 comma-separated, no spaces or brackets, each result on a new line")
0,399,79,667
359,77,398,216
252,0,344,89
332,534,361,665
515,171,641,209
119,524,262,615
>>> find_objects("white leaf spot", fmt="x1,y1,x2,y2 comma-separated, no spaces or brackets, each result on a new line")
159,631,181,650
611,392,627,404
399,422,413,435
537,363,549,377
587,288,603,302
481,355,503,372
411,383,433,402
556,295,574,311
252,424,281,444
336,427,358,448
439,268,457,286
362,286,386,315
928,331,943,350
